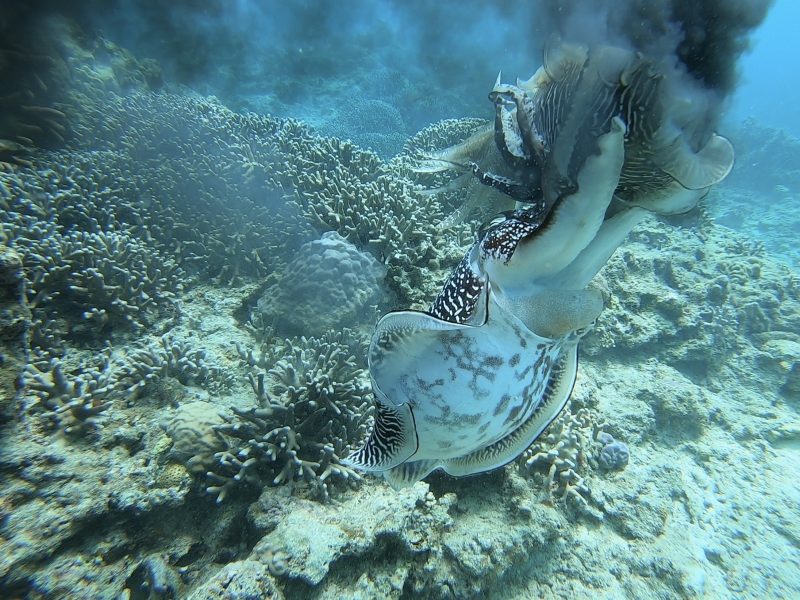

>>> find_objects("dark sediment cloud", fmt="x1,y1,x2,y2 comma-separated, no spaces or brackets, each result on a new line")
531,0,774,96
2,0,774,135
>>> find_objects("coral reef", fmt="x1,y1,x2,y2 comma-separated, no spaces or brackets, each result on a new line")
395,117,513,227
186,560,282,600
254,231,387,337
204,332,373,502
712,184,800,266
0,245,28,422
0,18,798,600
586,214,800,387
280,132,468,306
316,95,409,159
518,402,609,512
17,226,181,348
242,478,573,598
0,11,164,169
124,335,235,395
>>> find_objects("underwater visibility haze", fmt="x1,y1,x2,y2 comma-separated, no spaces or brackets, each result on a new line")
1,1,798,598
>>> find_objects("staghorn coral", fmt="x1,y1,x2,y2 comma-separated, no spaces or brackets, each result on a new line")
267,331,368,410
22,331,232,437
253,231,386,337
234,319,285,368
2,78,311,290
2,168,184,353
205,332,373,503
23,350,140,435
11,226,181,348
123,335,235,395
30,102,306,286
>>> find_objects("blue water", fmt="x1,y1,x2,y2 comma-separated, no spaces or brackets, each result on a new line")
728,0,800,137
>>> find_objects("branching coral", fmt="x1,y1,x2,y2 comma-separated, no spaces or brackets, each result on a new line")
4,57,470,314
205,332,373,502
2,165,183,353
24,331,232,436
123,335,235,395
12,226,181,349
519,404,610,509
400,118,491,160
270,130,471,306
0,244,28,421
23,351,140,435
